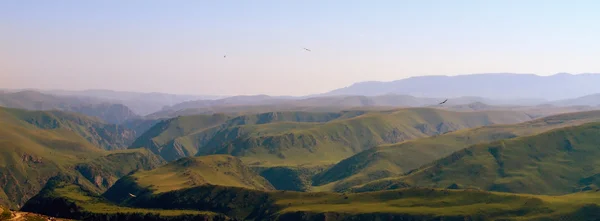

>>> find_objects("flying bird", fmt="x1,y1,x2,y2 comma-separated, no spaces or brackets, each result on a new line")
439,99,448,105
128,193,136,198
303,48,311,52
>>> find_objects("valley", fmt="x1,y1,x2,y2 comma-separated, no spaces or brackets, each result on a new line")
3,85,600,220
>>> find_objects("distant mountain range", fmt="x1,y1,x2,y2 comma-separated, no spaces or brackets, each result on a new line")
5,73,600,119
40,89,222,115
321,73,600,100
0,90,139,124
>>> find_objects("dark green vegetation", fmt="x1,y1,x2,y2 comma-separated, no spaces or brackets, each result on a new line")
22,177,600,221
132,108,533,166
22,176,230,221
0,90,140,124
0,107,164,209
313,110,600,192
352,121,600,195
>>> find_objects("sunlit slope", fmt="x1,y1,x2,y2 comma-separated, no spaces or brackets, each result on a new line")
0,106,137,150
353,121,600,195
130,111,365,161
0,107,164,209
313,110,600,192
26,179,600,221
106,155,274,197
132,108,533,166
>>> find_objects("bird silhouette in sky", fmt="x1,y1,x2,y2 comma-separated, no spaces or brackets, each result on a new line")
439,99,448,105
303,48,311,52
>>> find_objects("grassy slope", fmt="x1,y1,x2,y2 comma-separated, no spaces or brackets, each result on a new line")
21,176,229,221
216,108,532,167
25,180,600,221
353,121,600,195
313,110,600,192
130,111,358,161
133,108,533,166
0,107,137,150
0,107,164,209
128,155,274,194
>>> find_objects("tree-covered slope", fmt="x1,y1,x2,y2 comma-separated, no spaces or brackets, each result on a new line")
313,110,600,192
353,121,600,195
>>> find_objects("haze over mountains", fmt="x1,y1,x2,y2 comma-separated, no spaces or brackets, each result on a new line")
4,73,600,220
323,73,600,100
5,73,600,120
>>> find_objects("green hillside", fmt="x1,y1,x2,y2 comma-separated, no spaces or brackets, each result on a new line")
132,108,533,166
0,107,138,150
352,121,600,195
104,155,274,198
313,110,600,192
23,179,600,221
0,107,164,209
21,175,229,221
130,111,360,161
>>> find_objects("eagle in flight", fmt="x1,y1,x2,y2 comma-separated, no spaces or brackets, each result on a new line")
439,99,448,105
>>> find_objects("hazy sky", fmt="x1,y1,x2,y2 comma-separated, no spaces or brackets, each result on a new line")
2,0,600,96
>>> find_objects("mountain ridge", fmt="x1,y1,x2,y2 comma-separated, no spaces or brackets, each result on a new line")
321,73,600,100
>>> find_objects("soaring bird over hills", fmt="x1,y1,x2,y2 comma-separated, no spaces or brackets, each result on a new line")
439,99,448,105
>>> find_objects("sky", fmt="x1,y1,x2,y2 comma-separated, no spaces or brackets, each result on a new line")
2,0,600,96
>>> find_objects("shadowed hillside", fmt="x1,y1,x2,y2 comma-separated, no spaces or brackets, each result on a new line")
0,107,164,209
313,110,600,192
22,179,600,221
21,175,230,221
352,121,600,195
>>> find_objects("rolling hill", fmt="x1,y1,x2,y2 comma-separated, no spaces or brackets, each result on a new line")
103,155,274,202
551,93,600,107
0,106,138,150
322,73,600,100
0,90,139,124
0,107,165,209
147,94,563,119
22,178,600,221
130,111,361,161
352,121,600,195
313,110,600,192
42,89,220,116
132,109,534,166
